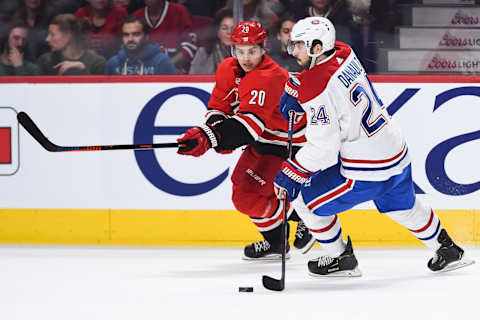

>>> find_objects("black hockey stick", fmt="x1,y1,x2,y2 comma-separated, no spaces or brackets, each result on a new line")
17,111,180,152
262,111,295,292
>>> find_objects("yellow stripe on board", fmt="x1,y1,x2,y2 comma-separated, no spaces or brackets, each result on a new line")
0,209,478,246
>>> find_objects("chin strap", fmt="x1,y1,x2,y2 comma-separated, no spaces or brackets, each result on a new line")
308,50,325,69
308,55,319,69
308,49,336,69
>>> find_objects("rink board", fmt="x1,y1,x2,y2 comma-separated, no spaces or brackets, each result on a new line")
0,75,479,245
0,209,479,246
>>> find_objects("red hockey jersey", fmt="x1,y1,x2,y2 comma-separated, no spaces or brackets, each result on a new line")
207,55,306,148
132,2,197,62
75,5,128,57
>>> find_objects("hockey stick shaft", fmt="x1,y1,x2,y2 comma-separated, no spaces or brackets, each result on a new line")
281,111,295,284
17,111,180,152
262,111,295,291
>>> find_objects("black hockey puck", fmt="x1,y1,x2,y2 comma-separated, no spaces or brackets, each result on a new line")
238,286,254,292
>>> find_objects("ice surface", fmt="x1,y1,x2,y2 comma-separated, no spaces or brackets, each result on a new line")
0,245,478,320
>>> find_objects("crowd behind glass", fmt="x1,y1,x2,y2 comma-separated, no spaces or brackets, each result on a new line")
0,0,415,76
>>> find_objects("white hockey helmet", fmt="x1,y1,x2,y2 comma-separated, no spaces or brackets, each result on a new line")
288,17,336,68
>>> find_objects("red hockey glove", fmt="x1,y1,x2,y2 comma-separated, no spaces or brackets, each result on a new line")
177,124,219,157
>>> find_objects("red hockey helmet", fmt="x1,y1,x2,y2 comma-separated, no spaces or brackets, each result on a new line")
230,21,267,46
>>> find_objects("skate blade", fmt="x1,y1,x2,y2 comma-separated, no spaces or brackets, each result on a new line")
308,267,362,278
297,237,316,254
434,257,475,273
242,253,291,261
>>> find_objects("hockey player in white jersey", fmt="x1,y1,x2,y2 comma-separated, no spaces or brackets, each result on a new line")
273,17,475,277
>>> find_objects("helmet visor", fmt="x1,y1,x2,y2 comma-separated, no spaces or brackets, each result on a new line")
287,40,305,55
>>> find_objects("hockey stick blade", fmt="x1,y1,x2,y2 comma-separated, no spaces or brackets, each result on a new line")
17,111,59,151
262,275,284,291
17,111,179,152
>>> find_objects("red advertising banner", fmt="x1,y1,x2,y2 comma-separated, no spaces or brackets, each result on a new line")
0,127,12,164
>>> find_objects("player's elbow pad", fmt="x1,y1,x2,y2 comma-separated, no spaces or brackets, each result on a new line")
213,118,254,150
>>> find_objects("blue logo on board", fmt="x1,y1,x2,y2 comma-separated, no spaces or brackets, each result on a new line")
133,87,229,196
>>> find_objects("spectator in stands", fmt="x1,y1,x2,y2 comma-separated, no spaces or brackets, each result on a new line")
113,0,145,14
132,0,197,73
300,0,352,25
105,15,175,74
37,14,106,75
268,15,302,73
75,0,128,59
176,0,226,18
0,24,38,75
304,0,334,18
222,0,278,33
11,0,57,60
267,0,284,16
0,1,17,25
189,9,233,74
12,0,57,28
367,0,400,72
345,0,372,71
297,0,353,47
262,0,305,19
52,0,83,14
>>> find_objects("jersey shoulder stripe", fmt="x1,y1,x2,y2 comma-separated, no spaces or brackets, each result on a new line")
298,41,352,104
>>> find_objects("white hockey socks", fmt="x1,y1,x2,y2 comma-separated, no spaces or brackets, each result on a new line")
292,196,345,257
386,198,442,250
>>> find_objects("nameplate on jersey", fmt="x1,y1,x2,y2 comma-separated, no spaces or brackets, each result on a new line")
337,57,363,89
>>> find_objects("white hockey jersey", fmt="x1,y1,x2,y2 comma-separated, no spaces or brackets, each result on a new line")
294,41,410,181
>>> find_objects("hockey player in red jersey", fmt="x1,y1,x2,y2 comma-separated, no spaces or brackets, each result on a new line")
274,17,475,276
177,21,315,260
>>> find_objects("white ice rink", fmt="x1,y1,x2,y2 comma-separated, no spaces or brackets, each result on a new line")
1,245,478,320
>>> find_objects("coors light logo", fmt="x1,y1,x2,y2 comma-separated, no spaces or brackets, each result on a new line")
427,54,480,71
439,31,480,48
451,10,479,25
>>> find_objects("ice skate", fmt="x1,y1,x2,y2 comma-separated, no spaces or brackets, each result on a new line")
428,229,475,272
293,220,315,254
308,236,362,277
243,239,290,261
